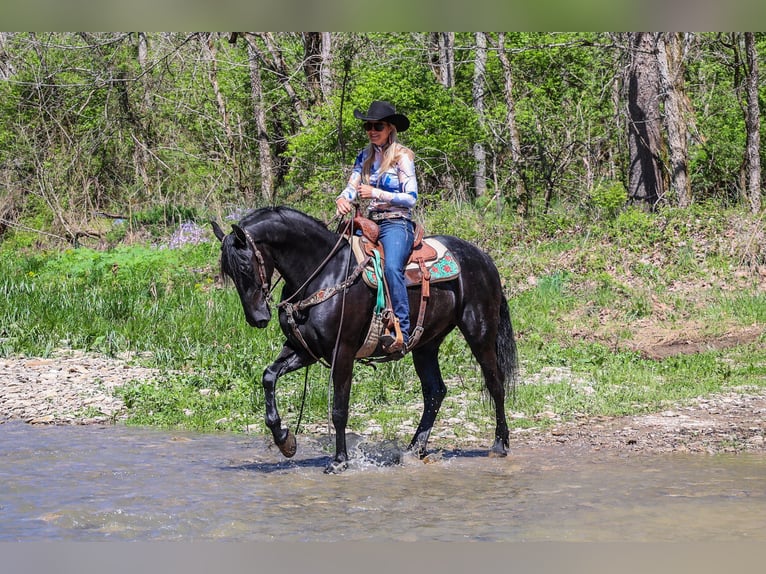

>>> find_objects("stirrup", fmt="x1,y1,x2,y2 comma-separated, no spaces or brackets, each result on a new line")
380,333,402,353
380,332,408,354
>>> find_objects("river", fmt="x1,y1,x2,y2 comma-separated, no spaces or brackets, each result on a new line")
1,420,765,542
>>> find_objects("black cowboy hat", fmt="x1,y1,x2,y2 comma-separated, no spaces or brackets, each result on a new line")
353,100,410,132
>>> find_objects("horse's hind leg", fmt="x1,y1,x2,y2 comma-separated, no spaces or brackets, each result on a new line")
409,343,447,458
476,351,510,457
462,332,510,457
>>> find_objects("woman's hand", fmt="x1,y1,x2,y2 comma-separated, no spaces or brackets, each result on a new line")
335,196,353,216
357,184,378,200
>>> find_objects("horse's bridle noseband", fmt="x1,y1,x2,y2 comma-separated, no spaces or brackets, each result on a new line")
239,226,272,302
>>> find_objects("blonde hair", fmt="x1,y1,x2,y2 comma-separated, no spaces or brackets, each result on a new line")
360,125,407,184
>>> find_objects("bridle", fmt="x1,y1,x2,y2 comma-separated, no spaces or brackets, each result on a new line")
235,221,360,365
235,217,360,436
239,226,276,303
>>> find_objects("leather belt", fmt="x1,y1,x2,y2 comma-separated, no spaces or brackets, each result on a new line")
370,211,408,221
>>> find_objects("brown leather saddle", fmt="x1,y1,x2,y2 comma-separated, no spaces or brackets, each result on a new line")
343,216,459,291
340,214,460,357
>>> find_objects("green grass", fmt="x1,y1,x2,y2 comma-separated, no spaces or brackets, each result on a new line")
2,202,766,441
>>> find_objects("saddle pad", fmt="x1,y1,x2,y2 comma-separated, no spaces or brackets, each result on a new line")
351,236,461,289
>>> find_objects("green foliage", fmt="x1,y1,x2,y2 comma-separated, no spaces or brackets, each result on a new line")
116,372,259,432
607,206,661,248
284,52,482,202
129,205,202,235
588,181,628,219
1,32,763,239
512,271,576,340
686,36,746,203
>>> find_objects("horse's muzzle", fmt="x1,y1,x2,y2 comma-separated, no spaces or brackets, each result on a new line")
245,305,271,328
247,315,270,329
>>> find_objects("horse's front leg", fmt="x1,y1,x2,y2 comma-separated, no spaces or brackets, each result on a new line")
324,351,355,474
262,344,313,458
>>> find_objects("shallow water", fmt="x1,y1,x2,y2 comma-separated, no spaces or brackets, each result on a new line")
1,421,764,542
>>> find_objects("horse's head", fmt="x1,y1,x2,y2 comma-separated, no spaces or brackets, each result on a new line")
212,220,273,328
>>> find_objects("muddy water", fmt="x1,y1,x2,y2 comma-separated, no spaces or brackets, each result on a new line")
1,421,764,542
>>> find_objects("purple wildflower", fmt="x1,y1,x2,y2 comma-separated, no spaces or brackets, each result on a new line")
168,221,207,249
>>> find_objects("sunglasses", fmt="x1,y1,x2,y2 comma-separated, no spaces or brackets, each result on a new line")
363,121,387,132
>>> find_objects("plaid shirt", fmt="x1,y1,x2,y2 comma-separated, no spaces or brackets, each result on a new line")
339,144,418,218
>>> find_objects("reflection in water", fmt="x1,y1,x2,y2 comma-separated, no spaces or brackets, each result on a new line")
1,421,764,541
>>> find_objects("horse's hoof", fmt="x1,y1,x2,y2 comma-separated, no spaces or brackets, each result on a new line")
324,459,348,474
277,429,297,458
488,437,509,458
422,451,443,464
405,447,426,460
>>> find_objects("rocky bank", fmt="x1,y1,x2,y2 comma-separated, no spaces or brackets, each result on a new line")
2,350,765,456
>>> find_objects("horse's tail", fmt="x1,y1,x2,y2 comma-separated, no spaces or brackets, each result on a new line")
497,293,520,399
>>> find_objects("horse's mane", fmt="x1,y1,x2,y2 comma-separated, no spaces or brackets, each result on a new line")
219,206,338,284
218,232,250,287
239,205,333,235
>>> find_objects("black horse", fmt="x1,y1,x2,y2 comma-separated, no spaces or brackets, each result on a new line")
211,206,519,473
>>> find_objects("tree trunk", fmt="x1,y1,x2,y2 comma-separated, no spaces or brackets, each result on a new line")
497,32,528,215
472,32,487,198
320,32,333,100
0,32,14,79
429,32,455,88
609,33,624,183
744,32,761,213
302,32,323,105
656,33,692,208
131,33,151,195
137,32,148,69
200,33,241,193
626,32,664,208
260,32,307,128
239,32,307,131
244,38,274,202
303,32,333,103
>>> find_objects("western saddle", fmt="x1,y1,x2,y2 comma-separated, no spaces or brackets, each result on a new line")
340,211,460,358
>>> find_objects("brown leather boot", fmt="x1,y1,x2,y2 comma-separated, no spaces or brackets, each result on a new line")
380,333,405,354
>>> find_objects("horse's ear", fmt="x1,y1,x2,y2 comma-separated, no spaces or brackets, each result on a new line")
231,224,247,247
210,220,226,242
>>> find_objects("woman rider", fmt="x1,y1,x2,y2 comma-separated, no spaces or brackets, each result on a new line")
335,101,418,354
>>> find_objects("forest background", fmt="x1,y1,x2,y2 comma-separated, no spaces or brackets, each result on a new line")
1,32,764,237
2,32,766,439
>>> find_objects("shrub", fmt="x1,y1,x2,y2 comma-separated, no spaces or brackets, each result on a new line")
588,181,627,220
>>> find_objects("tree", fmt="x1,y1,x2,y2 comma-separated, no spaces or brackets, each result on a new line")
472,32,488,198
200,33,244,196
429,32,455,88
302,33,334,105
744,32,761,213
0,32,14,79
656,32,692,208
240,34,275,202
496,32,529,215
626,32,665,208
320,32,333,100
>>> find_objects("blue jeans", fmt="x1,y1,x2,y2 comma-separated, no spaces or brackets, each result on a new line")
378,218,414,343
